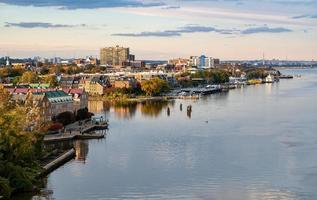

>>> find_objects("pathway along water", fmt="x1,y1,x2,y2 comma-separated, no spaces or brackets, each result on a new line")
27,69,317,200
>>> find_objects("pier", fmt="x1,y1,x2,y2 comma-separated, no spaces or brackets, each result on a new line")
44,122,108,143
40,149,76,176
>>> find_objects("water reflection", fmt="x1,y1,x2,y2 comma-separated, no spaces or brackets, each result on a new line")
90,100,178,119
74,140,89,163
113,103,137,119
88,101,109,117
200,90,229,102
35,69,317,200
187,105,192,119
140,100,174,117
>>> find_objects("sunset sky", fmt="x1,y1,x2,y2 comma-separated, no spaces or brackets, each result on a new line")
0,0,316,60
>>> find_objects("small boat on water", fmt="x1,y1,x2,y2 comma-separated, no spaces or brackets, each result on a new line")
278,75,294,79
264,74,274,83
177,85,222,97
177,91,200,99
196,85,222,95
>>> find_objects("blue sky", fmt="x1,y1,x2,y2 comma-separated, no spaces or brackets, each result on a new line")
0,0,316,60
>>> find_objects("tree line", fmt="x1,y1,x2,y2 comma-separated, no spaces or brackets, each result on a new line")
0,85,44,199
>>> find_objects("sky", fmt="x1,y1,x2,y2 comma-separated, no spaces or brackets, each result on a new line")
0,0,316,60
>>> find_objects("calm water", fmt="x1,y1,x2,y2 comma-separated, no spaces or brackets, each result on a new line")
39,69,317,200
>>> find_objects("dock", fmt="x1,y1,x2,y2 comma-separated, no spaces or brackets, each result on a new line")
40,148,76,176
44,132,105,143
44,122,108,143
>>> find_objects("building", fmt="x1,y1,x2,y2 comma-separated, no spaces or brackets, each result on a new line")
114,77,137,89
100,45,130,67
6,88,88,122
190,55,215,69
31,90,73,122
84,76,110,95
51,57,61,64
85,56,98,65
74,57,99,66
63,89,88,111
130,60,145,68
204,57,214,68
6,56,11,66
168,58,190,71
191,56,200,67
59,76,81,89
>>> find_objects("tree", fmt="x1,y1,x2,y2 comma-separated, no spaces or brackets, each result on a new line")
43,75,58,87
19,71,39,84
211,70,230,84
246,69,267,80
141,78,170,96
76,108,93,121
55,111,76,126
0,85,44,198
0,68,9,79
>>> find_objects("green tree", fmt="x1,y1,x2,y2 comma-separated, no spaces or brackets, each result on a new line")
0,85,44,199
246,69,267,80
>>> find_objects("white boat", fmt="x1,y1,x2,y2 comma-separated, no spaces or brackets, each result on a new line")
264,74,274,83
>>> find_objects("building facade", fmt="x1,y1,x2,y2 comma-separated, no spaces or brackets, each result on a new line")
100,45,130,67
84,76,110,95
31,90,73,122
63,89,88,111
190,55,215,69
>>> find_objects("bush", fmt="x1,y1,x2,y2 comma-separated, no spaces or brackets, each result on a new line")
76,108,93,121
48,123,64,131
55,111,75,126
0,163,33,194
0,176,12,199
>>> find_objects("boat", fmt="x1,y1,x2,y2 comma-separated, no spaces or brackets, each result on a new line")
264,74,274,83
278,75,294,79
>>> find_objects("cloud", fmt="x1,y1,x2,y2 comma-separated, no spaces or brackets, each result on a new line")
269,0,317,6
292,14,317,19
112,25,237,37
0,0,165,9
161,5,181,9
113,25,293,37
183,0,317,6
241,26,292,34
4,22,86,28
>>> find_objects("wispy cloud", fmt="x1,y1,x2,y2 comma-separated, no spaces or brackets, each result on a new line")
0,0,165,9
292,14,317,19
269,0,317,6
113,25,293,37
241,26,292,34
161,6,181,10
112,25,237,37
4,22,86,28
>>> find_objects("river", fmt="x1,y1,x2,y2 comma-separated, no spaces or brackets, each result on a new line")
35,69,317,199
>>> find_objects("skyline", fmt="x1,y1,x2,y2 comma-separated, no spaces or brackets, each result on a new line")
0,0,316,60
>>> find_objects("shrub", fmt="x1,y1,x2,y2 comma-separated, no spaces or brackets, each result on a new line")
48,123,64,131
76,108,93,121
0,163,33,193
0,176,12,199
55,111,75,126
